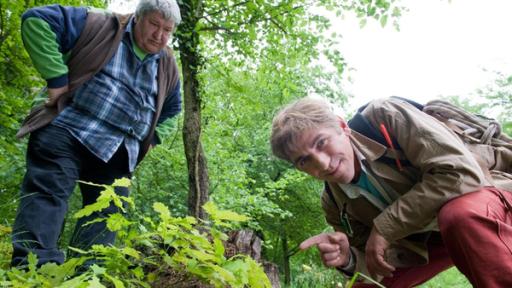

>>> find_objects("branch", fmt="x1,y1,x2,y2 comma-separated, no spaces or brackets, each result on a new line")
199,16,237,34
205,0,251,18
269,17,286,34
200,4,306,35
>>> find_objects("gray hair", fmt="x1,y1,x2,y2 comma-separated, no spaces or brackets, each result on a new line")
135,0,182,29
270,97,341,162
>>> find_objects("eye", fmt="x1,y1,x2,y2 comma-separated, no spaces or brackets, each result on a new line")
296,156,308,168
316,138,326,149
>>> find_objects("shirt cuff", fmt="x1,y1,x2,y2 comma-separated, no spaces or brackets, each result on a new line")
336,247,356,276
46,74,69,88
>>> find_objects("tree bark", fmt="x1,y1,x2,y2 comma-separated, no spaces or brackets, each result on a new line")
226,230,281,288
177,0,209,220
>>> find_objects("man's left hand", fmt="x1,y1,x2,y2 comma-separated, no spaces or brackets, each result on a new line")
365,226,395,278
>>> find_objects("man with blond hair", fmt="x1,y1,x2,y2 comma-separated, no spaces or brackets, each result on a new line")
270,96,512,287
12,0,181,267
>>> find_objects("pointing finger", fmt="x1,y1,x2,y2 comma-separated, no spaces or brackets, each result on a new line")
300,234,329,250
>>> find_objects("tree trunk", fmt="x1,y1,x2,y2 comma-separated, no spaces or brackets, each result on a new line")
177,0,209,220
226,230,281,288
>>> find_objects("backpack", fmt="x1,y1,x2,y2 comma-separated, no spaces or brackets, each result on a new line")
347,96,512,172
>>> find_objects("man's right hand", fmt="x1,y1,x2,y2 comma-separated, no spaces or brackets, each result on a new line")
300,232,350,268
45,86,68,107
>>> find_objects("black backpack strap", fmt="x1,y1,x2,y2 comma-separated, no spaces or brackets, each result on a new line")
348,112,401,150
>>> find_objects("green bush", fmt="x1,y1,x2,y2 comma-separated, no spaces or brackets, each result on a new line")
0,179,271,288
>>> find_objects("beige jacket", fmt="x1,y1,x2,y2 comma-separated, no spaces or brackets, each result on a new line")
322,97,512,275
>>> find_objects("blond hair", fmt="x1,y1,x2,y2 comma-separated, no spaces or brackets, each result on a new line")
270,97,341,162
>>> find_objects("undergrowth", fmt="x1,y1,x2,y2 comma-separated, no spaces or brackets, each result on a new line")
0,178,271,288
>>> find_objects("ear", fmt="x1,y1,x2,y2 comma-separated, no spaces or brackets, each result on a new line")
338,118,351,135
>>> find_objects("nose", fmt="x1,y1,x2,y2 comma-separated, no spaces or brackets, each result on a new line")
311,152,330,171
153,28,164,41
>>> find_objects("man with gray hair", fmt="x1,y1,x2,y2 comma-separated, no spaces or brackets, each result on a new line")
270,96,512,287
12,0,182,267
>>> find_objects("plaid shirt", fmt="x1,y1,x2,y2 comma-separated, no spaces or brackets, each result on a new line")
53,18,163,172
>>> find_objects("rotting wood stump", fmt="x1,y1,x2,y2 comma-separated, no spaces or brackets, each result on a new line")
151,229,280,287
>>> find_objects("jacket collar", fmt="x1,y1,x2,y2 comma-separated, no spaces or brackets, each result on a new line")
349,130,388,162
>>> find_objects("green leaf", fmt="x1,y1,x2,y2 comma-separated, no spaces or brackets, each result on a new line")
203,201,249,226
213,237,225,257
86,275,106,288
58,273,91,288
223,259,249,283
74,198,111,219
215,210,249,222
39,262,68,285
153,202,171,220
91,265,106,275
106,213,131,232
112,178,131,187
27,253,38,272
103,273,125,288
380,15,388,27
121,247,140,260
210,264,236,284
187,249,217,262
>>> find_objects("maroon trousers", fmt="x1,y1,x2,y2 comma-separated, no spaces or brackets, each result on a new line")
355,187,512,288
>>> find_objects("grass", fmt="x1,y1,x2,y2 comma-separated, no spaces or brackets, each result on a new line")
419,267,471,288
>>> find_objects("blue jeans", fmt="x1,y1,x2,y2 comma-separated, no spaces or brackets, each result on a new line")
11,124,131,267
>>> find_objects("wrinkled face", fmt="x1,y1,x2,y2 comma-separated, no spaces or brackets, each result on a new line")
289,122,358,184
134,11,174,54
